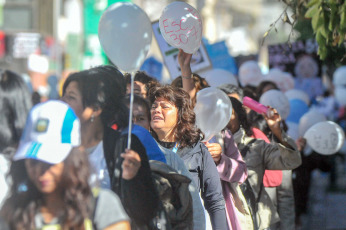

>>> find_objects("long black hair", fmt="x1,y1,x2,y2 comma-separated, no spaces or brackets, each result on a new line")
63,65,129,129
229,97,253,136
0,70,32,153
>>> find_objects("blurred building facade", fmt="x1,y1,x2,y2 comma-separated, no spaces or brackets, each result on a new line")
0,0,292,76
0,0,55,73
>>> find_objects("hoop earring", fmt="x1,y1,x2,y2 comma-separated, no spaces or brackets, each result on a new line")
91,114,94,123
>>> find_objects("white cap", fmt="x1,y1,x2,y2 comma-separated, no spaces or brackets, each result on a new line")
13,100,80,164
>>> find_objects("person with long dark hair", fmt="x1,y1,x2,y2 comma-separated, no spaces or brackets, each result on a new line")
62,65,159,228
227,96,301,229
248,84,295,230
0,69,32,207
0,100,130,230
148,85,228,230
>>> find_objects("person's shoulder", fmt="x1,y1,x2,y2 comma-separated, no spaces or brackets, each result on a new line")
194,141,205,151
94,188,128,216
93,188,129,229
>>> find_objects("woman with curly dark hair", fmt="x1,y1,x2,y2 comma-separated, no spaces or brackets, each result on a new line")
148,84,228,230
0,100,130,230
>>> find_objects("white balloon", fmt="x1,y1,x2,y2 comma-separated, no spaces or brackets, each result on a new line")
159,2,202,54
238,60,263,87
335,87,346,106
304,121,345,155
333,66,346,86
265,68,295,92
201,69,238,87
298,110,326,137
98,2,152,72
285,89,310,106
259,89,290,120
194,87,232,141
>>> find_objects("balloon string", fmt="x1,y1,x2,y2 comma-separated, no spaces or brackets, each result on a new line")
127,73,135,149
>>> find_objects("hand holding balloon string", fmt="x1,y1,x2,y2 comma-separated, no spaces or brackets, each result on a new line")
121,149,141,180
205,142,222,165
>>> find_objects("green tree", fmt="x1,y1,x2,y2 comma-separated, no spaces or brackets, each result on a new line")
264,0,345,66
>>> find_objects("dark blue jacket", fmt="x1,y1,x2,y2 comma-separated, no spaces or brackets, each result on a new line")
161,141,228,230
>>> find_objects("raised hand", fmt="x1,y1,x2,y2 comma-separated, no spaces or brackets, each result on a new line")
178,49,192,77
263,106,291,146
263,107,282,134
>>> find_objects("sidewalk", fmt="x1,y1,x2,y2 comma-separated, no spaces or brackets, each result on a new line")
300,155,346,230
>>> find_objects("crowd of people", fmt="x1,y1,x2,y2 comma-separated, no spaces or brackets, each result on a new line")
0,48,344,230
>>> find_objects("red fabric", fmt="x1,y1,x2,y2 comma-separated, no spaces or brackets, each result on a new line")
251,128,283,187
0,31,5,59
111,123,118,130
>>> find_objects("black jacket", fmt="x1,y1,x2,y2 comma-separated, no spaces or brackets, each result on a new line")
103,126,159,227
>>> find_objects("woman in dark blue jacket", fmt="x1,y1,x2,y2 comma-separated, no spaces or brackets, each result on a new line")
148,85,228,230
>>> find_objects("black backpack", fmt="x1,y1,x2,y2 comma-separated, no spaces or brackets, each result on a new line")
238,139,263,230
149,160,193,230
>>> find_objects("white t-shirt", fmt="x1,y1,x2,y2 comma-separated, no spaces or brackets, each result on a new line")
88,141,111,189
0,154,10,208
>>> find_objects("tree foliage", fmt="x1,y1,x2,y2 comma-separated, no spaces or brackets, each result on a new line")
304,0,345,61
264,0,345,65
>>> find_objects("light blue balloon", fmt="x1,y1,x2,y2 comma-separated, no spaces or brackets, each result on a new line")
286,99,309,123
